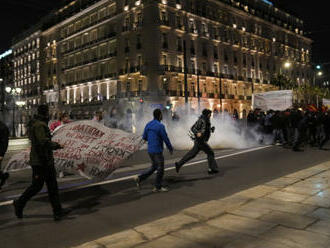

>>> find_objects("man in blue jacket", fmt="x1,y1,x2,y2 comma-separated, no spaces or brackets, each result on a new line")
134,109,173,192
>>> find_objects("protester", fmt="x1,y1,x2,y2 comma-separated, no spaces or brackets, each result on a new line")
292,110,309,151
134,109,173,192
175,109,219,174
319,110,330,149
0,120,10,190
13,104,70,221
50,113,70,132
93,111,104,125
106,107,119,128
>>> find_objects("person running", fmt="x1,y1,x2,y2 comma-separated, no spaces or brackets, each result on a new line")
13,105,70,221
134,109,173,192
0,120,9,190
175,109,219,174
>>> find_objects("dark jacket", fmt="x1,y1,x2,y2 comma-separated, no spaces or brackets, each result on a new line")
29,117,61,166
142,119,173,154
0,121,9,157
191,115,212,142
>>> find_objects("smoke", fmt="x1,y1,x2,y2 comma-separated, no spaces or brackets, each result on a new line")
130,107,269,151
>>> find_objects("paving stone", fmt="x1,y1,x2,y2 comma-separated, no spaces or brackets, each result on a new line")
135,235,204,248
242,198,317,215
293,181,329,190
265,177,300,188
307,220,330,236
282,185,321,196
74,242,103,248
183,195,250,221
315,189,330,198
172,224,246,247
259,210,317,229
207,214,276,236
266,190,309,203
285,168,326,180
262,226,330,248
182,200,228,220
235,185,277,199
228,203,272,219
303,195,330,208
309,208,330,220
134,213,198,240
96,229,146,248
224,236,292,248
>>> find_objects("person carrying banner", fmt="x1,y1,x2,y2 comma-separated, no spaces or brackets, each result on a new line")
13,105,70,221
134,109,173,192
175,109,219,174
0,120,9,190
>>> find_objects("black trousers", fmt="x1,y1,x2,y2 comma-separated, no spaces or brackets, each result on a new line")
17,164,62,215
177,141,218,171
139,153,164,189
320,131,330,148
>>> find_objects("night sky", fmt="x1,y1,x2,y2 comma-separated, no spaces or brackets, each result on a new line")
0,0,329,64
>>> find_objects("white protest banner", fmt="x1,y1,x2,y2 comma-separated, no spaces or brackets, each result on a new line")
4,121,145,181
252,90,293,111
323,98,330,108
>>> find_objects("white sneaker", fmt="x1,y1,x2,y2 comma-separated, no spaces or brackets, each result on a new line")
152,187,169,193
134,176,141,190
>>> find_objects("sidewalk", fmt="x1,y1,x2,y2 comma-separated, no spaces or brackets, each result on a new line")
73,160,330,248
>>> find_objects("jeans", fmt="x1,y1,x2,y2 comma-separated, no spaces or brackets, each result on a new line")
177,141,218,171
139,153,165,189
16,164,62,215
273,129,285,144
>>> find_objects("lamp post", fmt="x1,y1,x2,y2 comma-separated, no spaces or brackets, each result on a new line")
5,86,22,137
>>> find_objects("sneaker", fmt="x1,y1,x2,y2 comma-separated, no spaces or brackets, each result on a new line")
175,162,180,173
59,171,64,178
0,172,9,189
13,200,23,219
208,169,219,175
152,187,169,193
54,208,71,221
134,176,141,190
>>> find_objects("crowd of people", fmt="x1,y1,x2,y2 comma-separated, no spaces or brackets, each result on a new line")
245,107,330,151
0,103,329,221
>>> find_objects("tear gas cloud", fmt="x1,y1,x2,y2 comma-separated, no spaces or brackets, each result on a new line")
127,107,269,151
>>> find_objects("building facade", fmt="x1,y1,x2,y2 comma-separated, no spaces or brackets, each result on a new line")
12,0,313,120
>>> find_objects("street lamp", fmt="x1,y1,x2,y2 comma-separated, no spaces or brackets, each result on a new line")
284,61,292,69
5,86,23,137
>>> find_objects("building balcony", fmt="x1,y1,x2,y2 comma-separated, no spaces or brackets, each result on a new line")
160,19,170,26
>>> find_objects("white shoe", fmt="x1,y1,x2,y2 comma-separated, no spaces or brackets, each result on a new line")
152,187,169,193
134,176,141,190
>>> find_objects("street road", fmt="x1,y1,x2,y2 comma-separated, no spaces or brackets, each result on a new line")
0,144,330,248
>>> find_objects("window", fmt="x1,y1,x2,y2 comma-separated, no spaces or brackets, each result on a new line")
178,57,182,69
177,37,183,51
136,35,142,49
163,54,167,65
137,55,142,68
162,33,168,49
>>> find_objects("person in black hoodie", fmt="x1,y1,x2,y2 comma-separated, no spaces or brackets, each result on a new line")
319,111,330,149
13,105,70,221
175,109,218,174
0,120,9,190
292,110,310,151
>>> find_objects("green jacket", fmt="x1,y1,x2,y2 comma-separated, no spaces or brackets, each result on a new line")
29,119,61,166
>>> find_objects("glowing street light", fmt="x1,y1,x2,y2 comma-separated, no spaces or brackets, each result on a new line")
284,61,291,68
317,71,323,76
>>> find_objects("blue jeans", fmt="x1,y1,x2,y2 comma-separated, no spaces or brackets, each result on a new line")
139,153,164,189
